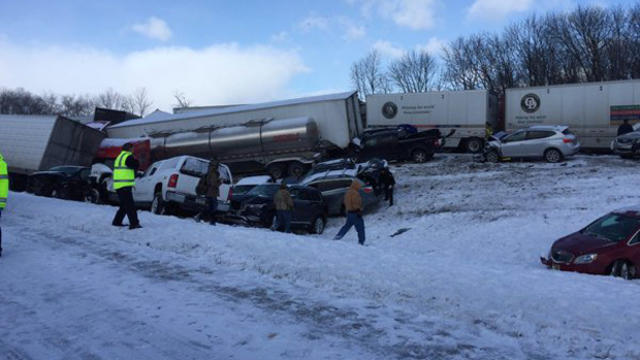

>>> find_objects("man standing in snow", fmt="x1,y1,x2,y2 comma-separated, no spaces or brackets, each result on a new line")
380,167,395,206
273,182,294,233
196,158,221,225
111,143,141,230
334,180,366,245
0,152,8,256
617,119,634,136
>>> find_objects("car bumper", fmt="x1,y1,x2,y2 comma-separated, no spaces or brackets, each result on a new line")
560,142,580,157
165,191,230,213
613,142,636,155
540,257,604,275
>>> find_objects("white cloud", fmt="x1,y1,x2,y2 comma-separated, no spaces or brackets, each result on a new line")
343,23,366,40
298,16,329,32
131,16,173,41
467,0,534,20
373,40,405,59
0,38,308,111
349,0,437,30
271,31,289,42
417,37,446,56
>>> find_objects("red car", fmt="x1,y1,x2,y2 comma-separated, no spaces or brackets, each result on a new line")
541,207,640,280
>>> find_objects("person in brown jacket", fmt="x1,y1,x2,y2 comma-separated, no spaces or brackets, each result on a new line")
334,180,365,245
196,159,220,225
273,182,294,233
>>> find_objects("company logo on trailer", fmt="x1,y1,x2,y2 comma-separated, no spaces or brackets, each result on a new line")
382,102,398,119
521,94,540,113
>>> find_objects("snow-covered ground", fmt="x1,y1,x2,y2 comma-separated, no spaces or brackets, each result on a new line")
2,154,640,359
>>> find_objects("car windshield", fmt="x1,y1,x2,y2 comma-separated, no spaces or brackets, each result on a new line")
233,185,256,195
582,213,640,243
246,184,280,198
49,166,83,175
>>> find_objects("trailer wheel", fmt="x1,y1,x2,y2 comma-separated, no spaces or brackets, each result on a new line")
267,164,286,179
465,137,483,153
288,162,307,178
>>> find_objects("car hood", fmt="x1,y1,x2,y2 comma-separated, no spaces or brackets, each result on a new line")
553,232,617,255
617,131,640,140
30,171,67,177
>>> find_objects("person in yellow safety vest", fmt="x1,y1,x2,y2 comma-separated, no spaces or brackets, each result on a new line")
111,143,142,230
0,152,8,257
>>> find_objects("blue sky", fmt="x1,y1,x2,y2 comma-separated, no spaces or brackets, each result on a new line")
0,0,634,111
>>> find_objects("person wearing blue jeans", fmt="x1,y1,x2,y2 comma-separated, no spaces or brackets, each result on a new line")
334,180,366,245
273,182,293,233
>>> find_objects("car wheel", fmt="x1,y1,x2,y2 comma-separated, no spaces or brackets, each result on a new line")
544,148,563,163
610,260,624,277
51,187,62,199
287,162,306,178
310,216,325,234
267,164,286,179
411,149,429,163
466,137,483,153
151,192,166,215
620,261,636,280
485,149,500,163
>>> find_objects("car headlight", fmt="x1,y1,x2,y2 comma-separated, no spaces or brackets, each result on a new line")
574,253,598,264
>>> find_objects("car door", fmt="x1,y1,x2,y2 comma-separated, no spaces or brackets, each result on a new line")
288,187,309,224
522,130,555,158
500,130,527,157
133,164,160,204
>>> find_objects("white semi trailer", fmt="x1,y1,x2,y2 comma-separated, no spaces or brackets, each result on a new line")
505,79,640,150
365,90,498,153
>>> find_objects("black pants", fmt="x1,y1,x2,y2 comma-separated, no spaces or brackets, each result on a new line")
384,186,394,206
0,209,3,255
113,187,139,226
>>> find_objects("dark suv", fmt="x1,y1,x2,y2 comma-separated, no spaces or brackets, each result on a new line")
27,166,93,201
239,184,327,234
353,128,443,163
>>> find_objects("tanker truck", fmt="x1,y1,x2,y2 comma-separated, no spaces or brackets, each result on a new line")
150,117,324,178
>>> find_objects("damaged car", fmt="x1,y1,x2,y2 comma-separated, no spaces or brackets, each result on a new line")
483,125,580,163
541,206,640,280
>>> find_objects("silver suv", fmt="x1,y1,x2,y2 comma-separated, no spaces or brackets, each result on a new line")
612,124,640,158
484,125,580,163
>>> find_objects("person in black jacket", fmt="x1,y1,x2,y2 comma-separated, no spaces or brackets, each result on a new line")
617,119,634,136
380,167,395,206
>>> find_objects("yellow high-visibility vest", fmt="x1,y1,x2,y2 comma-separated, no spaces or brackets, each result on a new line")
0,153,8,209
113,151,135,190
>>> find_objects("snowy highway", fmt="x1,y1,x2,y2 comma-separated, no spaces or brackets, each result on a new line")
2,154,640,359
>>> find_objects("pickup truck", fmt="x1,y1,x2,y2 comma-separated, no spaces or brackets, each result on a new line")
106,155,233,215
352,128,446,163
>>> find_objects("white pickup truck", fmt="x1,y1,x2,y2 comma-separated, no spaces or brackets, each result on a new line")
129,155,233,215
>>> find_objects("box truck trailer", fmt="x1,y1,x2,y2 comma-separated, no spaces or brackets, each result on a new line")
365,90,498,153
0,114,106,190
505,79,640,150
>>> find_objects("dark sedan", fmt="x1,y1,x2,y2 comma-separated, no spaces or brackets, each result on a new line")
239,184,327,234
28,166,92,201
541,207,640,280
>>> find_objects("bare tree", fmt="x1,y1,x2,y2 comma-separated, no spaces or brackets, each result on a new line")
173,91,192,108
388,50,437,93
94,88,128,110
131,87,152,116
350,50,391,98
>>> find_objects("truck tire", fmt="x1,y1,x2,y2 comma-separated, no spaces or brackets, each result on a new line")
465,137,483,153
287,162,306,178
411,149,432,163
267,164,286,179
151,192,167,215
544,148,563,163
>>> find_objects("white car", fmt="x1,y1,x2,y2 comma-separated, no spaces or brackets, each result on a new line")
131,155,233,215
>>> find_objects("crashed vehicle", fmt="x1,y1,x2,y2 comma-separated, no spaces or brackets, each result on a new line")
229,175,274,212
483,125,580,163
351,127,447,163
541,206,640,280
27,166,93,201
236,183,327,234
611,123,640,158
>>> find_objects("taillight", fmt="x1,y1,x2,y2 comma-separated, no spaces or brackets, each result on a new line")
167,174,179,188
362,186,373,194
562,138,573,143
434,139,441,147
227,187,233,201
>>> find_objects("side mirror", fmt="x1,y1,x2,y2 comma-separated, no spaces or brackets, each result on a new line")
136,171,144,178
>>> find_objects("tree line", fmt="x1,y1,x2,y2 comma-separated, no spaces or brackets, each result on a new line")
0,87,156,118
352,4,640,98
